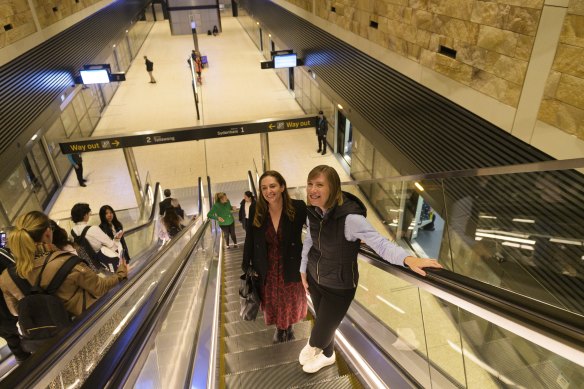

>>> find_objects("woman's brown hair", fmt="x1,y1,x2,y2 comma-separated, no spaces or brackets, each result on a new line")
253,171,295,227
8,211,51,278
307,165,343,209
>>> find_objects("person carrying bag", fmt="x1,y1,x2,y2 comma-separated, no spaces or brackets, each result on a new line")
239,267,260,321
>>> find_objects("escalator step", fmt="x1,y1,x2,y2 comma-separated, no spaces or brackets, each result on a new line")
223,309,264,324
224,301,241,312
224,321,312,354
225,319,275,337
224,338,315,374
292,374,364,388
224,360,342,389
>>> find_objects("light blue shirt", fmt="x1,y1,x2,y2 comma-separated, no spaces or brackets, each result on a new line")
300,214,409,273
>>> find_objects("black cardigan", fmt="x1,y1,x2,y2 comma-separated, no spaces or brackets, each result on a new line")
242,199,307,284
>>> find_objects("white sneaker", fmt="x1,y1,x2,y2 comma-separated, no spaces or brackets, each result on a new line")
302,351,336,373
298,340,319,366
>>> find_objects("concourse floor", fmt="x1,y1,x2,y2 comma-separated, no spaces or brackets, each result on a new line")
48,15,347,220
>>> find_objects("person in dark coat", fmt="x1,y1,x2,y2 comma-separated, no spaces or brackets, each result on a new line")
242,171,307,343
0,247,31,362
159,189,184,219
316,110,328,155
298,165,442,373
144,56,156,83
238,191,255,230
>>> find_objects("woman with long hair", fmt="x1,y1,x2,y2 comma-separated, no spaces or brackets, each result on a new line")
298,165,442,373
242,171,307,343
99,205,130,262
238,190,255,230
207,192,237,248
0,211,127,318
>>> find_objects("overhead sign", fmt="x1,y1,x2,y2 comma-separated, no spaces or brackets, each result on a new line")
60,115,316,154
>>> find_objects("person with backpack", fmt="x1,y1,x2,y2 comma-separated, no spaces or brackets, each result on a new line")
0,247,31,361
70,203,122,272
0,211,127,352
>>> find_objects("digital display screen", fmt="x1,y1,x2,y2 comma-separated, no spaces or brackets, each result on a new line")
0,231,6,248
80,69,110,84
273,53,297,68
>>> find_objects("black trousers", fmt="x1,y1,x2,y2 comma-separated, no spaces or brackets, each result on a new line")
74,163,84,184
307,271,356,357
0,320,28,359
317,135,327,152
220,223,237,245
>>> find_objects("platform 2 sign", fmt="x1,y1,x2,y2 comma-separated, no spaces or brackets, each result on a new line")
60,116,316,154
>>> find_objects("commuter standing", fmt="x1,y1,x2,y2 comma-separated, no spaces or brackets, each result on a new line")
67,153,86,187
0,247,31,362
238,191,255,230
242,171,307,343
159,189,185,218
99,205,131,262
207,192,237,248
298,165,442,373
316,110,328,155
144,56,156,83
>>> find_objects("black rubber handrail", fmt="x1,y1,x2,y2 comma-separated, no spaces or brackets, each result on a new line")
248,170,257,198
2,182,163,388
207,176,212,210
358,246,584,347
197,176,203,215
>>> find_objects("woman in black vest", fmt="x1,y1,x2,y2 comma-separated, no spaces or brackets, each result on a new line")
298,165,442,373
242,171,307,343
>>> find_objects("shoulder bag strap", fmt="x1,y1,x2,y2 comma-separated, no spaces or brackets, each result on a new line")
7,267,32,296
45,255,81,295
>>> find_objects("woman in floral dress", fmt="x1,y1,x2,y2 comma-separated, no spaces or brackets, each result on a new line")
242,170,307,342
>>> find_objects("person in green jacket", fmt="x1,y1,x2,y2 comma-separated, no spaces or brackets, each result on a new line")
207,192,238,248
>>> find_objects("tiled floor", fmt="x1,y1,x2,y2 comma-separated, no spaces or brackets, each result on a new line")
48,16,348,220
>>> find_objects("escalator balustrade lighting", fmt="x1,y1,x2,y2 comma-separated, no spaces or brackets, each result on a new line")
414,182,424,192
475,232,535,245
512,218,535,223
336,332,386,389
479,215,497,219
375,295,405,314
549,238,583,246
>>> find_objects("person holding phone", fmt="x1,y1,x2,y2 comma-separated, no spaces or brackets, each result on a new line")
98,205,131,262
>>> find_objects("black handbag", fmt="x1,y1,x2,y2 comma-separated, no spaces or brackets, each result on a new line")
239,268,261,321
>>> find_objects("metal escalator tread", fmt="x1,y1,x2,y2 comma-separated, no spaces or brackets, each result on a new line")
224,321,312,354
292,374,364,388
224,360,346,389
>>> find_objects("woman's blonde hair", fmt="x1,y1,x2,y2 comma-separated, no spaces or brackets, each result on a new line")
253,171,295,228
214,192,226,204
8,211,50,278
307,165,343,209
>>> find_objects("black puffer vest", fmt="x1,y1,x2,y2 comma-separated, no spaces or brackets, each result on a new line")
306,192,367,289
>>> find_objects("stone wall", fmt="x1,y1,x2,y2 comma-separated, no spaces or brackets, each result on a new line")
539,1,584,140
0,0,37,48
314,1,543,108
285,0,311,12
0,0,102,50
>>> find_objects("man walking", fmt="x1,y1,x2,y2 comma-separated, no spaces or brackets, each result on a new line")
144,56,156,83
316,110,328,155
67,152,86,187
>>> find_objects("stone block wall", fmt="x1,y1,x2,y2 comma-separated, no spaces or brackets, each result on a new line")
0,0,102,50
0,0,37,49
539,1,584,140
33,0,102,29
285,0,312,12
314,0,543,108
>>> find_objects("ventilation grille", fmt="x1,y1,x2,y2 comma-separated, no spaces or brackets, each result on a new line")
0,0,148,156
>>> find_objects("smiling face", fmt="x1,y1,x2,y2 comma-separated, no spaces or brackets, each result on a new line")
260,176,285,206
307,173,330,211
220,194,228,203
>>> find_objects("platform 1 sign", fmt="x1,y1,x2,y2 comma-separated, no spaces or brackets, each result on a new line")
60,115,316,154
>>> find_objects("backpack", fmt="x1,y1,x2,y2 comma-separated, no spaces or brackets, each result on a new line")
71,226,105,272
8,252,81,353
